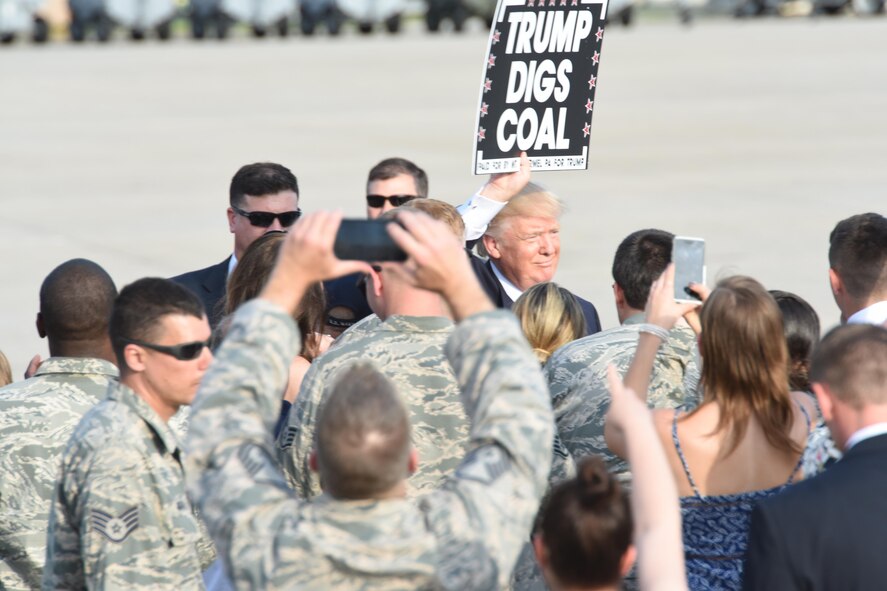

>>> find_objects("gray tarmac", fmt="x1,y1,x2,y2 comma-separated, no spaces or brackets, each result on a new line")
1,17,885,375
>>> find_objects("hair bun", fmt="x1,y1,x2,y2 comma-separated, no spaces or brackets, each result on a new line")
576,456,617,508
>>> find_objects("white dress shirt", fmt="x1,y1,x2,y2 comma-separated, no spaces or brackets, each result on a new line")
845,422,887,451
847,301,887,326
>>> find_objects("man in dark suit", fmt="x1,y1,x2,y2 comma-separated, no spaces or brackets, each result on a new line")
742,323,887,591
171,162,300,328
462,159,601,335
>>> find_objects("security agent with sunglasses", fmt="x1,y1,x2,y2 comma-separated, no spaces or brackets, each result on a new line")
186,210,554,590
171,162,301,330
43,278,216,590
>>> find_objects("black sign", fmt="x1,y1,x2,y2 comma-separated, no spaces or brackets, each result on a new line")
472,0,608,174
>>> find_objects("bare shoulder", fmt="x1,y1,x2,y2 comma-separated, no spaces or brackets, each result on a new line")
652,408,677,437
789,390,818,427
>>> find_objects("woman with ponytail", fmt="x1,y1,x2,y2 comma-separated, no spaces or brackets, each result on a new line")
536,367,688,591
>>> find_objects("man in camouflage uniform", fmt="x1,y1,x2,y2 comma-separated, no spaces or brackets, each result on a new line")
185,210,554,589
546,229,700,484
0,260,118,591
277,201,470,499
43,278,216,590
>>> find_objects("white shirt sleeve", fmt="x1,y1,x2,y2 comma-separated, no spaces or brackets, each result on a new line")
457,193,508,241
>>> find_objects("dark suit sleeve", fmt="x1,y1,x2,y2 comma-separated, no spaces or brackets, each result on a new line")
578,298,601,335
742,503,798,591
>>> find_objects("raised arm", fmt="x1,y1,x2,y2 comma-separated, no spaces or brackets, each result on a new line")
606,264,699,458
390,211,554,588
184,212,371,587
605,366,688,591
457,152,530,242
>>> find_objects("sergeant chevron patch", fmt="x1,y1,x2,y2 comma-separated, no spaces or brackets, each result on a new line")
90,506,139,543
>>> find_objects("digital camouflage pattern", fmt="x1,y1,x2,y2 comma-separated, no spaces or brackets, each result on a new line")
185,300,554,590
545,314,700,484
325,313,382,351
277,314,469,498
0,358,118,591
43,381,215,591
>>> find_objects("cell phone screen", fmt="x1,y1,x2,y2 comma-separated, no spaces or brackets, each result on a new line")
334,219,407,262
672,237,705,303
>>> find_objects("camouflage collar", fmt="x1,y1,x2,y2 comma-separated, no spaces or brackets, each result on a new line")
622,313,647,326
108,382,181,455
35,357,119,378
380,315,454,333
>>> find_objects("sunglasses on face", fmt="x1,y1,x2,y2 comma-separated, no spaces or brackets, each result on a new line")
365,195,418,208
233,205,302,228
120,337,211,361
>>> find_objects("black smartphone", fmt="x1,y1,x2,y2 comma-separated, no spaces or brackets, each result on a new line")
672,236,706,303
334,219,407,262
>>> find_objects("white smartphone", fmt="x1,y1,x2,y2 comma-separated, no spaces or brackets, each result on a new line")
672,236,706,303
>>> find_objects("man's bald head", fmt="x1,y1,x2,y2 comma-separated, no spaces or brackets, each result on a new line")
39,259,117,353
315,364,412,499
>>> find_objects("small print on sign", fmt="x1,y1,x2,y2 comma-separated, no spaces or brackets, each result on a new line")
472,0,609,174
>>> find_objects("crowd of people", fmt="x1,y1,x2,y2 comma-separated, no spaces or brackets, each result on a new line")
0,156,885,591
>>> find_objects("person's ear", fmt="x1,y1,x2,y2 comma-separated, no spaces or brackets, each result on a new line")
227,207,237,233
407,448,419,475
613,283,626,308
369,268,384,298
620,544,638,577
482,234,502,260
35,313,46,339
532,534,550,570
829,268,843,298
812,382,834,423
309,449,319,473
123,344,147,373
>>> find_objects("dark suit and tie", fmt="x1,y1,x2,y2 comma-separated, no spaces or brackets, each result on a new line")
469,255,602,336
742,430,887,591
170,258,230,329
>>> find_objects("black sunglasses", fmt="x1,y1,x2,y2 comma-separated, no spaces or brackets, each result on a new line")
233,205,302,228
366,195,418,208
120,337,211,361
356,264,384,290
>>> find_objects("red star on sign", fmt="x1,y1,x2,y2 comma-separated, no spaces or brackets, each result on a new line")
595,27,604,41
492,29,501,43
549,0,556,6
480,102,489,117
560,0,567,5
592,51,600,65
484,78,492,92
571,0,578,4
528,0,534,5
583,122,591,137
587,74,596,89
478,127,486,141
585,99,594,113
488,54,496,68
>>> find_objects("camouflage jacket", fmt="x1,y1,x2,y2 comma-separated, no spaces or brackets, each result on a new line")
277,314,469,498
0,358,118,591
43,381,214,591
185,300,554,590
545,314,700,484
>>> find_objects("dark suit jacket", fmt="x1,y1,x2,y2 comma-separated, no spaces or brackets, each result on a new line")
170,258,230,329
469,255,602,336
742,432,887,591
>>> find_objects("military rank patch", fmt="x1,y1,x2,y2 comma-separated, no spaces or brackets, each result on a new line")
280,426,299,449
455,446,510,485
91,506,139,543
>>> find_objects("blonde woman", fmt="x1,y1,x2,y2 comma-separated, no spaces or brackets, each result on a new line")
512,282,587,364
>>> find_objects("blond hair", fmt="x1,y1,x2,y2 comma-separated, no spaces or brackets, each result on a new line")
384,199,465,241
477,182,563,258
0,350,11,387
512,282,586,364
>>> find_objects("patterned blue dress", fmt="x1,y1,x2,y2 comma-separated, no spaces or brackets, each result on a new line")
673,407,810,591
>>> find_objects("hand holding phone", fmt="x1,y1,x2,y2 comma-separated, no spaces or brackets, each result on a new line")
672,237,705,303
333,219,407,262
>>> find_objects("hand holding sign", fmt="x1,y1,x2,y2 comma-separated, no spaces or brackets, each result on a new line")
473,0,608,174
478,151,531,203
